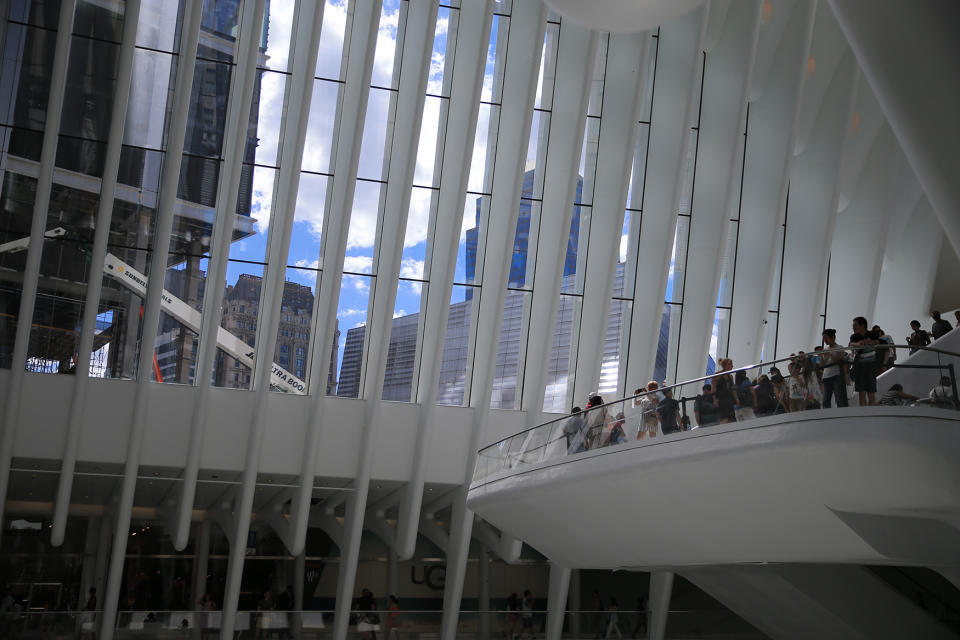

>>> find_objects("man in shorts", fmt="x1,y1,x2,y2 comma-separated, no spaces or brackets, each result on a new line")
849,316,879,406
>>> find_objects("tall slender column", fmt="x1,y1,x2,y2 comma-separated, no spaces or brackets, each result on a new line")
0,0,77,537
571,32,651,405
440,4,547,640
478,545,490,640
726,0,816,367
395,0,493,561
93,513,112,611
99,3,205,637
827,0,960,262
519,23,598,418
294,552,305,639
190,521,211,640
569,569,581,636
648,571,674,640
623,5,709,388
545,564,571,640
172,0,268,552
218,2,328,637
51,0,142,546
79,517,100,610
775,49,858,356
672,1,762,383
324,5,437,638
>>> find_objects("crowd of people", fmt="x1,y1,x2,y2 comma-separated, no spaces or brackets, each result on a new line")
561,312,959,453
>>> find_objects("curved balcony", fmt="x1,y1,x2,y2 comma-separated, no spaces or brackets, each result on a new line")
468,344,960,571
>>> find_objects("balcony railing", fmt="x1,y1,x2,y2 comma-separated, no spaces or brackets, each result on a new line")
474,344,960,486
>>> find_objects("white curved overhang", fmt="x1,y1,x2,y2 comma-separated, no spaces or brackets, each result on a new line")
468,407,960,570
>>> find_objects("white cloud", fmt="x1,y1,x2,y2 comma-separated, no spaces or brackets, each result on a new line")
343,273,370,292
295,258,320,270
392,310,405,318
619,234,628,263
340,307,366,317
251,167,276,234
343,254,373,274
399,257,425,280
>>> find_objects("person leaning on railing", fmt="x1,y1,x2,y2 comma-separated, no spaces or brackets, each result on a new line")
820,330,849,408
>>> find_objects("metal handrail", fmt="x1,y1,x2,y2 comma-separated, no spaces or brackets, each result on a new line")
476,342,960,460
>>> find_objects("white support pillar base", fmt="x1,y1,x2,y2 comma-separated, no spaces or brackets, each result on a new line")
545,563,571,640
648,571,674,640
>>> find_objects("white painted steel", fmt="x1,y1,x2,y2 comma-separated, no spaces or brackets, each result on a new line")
520,23,598,419
99,1,206,637
218,1,328,637
571,32,650,407
544,563,571,640
396,0,494,561
544,0,704,34
726,0,816,367
173,0,268,552
441,3,547,638
0,0,77,538
468,409,960,569
51,0,142,548
624,4,708,387
673,0,761,383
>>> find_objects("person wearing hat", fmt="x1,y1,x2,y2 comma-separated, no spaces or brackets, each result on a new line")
694,383,718,427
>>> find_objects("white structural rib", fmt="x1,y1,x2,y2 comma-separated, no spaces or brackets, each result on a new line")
827,0,960,263
571,31,650,406
218,1,327,637
775,30,858,356
825,127,896,331
673,1,761,384
440,2,546,639
395,0,493,561
172,0,267,552
326,2,437,638
98,1,206,638
623,5,708,388
0,0,77,538
726,0,815,368
520,23,597,419
50,0,142,547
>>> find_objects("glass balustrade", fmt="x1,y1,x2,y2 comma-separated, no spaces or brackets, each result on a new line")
474,344,960,486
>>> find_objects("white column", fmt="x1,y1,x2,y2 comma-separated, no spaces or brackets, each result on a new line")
624,5,709,387
570,32,651,406
79,517,100,611
172,0,267,552
93,513,112,611
648,571,674,640
775,49,858,357
0,0,77,535
99,2,205,637
726,0,816,367
520,23,598,418
190,520,211,640
545,563,571,640
478,545,490,640
51,0,142,547
294,552,305,638
441,4,547,639
569,569,581,636
874,197,942,341
673,1,762,383
825,127,897,331
395,0,493,561
218,2,328,638
827,0,960,263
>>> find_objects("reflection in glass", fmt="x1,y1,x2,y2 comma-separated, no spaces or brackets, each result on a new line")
382,281,426,402
490,289,529,410
213,261,264,390
437,285,475,406
334,274,373,398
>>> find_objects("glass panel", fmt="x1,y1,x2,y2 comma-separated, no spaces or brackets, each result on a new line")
333,274,373,397
344,180,383,273
509,199,540,290
127,49,177,150
429,6,458,97
524,110,550,200
457,193,488,286
577,117,601,206
437,284,475,406
654,303,681,385
490,289,529,410
288,172,329,268
761,310,778,362
678,130,698,216
401,187,434,280
382,280,425,402
315,0,351,81
602,296,631,396
0,174,34,366
615,212,630,298
716,221,738,308
234,165,274,264
357,87,394,182
213,261,265,390
467,103,500,194
136,0,183,51
481,15,509,104
534,22,559,111
261,0,295,72
543,294,579,414
301,79,341,174
371,0,405,89
182,59,233,159
152,253,209,385
640,33,657,122
412,96,446,188
252,70,287,168
9,1,66,28
708,307,731,374
665,216,689,304
561,204,588,295
270,267,316,392
626,123,650,210
0,25,58,133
